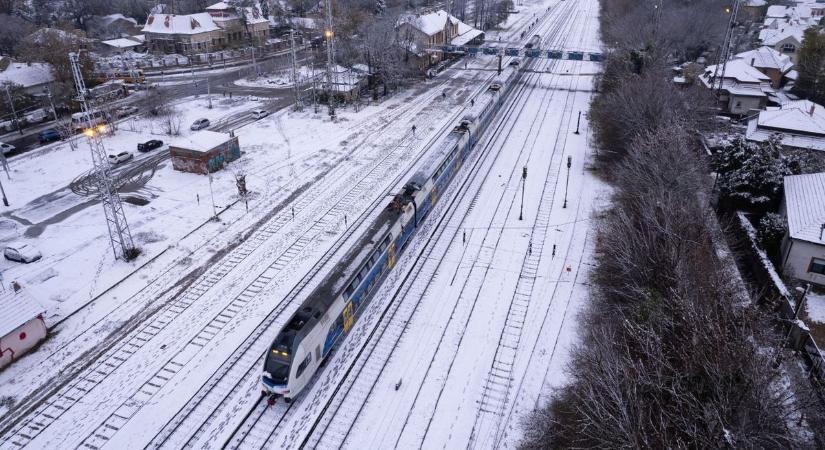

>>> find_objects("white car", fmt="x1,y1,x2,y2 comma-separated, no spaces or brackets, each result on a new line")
115,105,139,118
108,151,133,164
190,118,210,130
0,142,15,155
251,109,269,120
4,242,42,263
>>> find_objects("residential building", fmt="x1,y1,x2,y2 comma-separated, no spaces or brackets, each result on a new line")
732,46,794,88
781,172,825,286
142,2,270,54
397,10,483,66
699,59,774,115
0,58,55,96
0,289,48,370
747,99,825,151
86,14,141,40
759,25,806,63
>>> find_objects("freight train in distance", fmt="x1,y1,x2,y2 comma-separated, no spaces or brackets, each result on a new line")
262,63,521,403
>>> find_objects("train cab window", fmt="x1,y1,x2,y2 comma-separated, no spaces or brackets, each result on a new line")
296,353,312,378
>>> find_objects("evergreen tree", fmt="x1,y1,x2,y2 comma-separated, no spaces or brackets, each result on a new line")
714,135,792,210
374,0,386,15
260,0,270,18
793,27,825,104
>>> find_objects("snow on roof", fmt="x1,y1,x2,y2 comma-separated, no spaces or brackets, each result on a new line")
451,21,483,46
784,172,825,245
99,14,138,26
206,1,231,9
400,10,460,36
101,37,143,49
0,61,54,88
132,34,146,42
746,0,766,6
759,25,805,46
0,290,45,338
701,59,772,84
733,46,793,73
142,13,220,35
757,99,825,135
171,130,233,152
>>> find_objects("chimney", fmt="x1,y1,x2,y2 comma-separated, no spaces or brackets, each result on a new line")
810,103,816,116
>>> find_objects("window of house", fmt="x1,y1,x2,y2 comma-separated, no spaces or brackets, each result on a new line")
782,43,796,53
809,258,825,275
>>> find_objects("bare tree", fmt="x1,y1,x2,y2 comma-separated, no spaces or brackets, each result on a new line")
160,107,182,136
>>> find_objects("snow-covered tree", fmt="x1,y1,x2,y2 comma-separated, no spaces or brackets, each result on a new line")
260,0,270,18
714,135,792,210
757,212,787,262
374,0,386,15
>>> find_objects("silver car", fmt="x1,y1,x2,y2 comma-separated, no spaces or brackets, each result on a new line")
190,118,210,130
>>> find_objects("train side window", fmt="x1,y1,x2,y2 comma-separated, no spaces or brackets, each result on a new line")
296,353,312,378
369,254,378,266
360,265,370,279
345,284,355,299
354,273,363,284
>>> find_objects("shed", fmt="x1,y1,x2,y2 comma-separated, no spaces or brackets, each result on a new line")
169,130,240,174
0,289,48,370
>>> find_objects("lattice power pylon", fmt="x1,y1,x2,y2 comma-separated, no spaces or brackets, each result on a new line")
69,52,137,260
712,0,741,94
324,0,336,117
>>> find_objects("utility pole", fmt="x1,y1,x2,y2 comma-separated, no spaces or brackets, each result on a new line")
324,0,336,117
70,52,137,260
574,111,581,134
712,0,741,95
0,176,9,206
563,156,572,209
4,85,22,135
207,77,212,109
519,166,527,220
290,24,302,110
44,85,58,121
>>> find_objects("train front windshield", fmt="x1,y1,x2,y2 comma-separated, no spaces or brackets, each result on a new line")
265,344,291,385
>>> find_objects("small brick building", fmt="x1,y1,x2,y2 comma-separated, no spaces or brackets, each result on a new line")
170,131,240,174
0,289,48,370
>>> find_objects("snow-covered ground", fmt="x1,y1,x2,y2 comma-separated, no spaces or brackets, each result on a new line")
0,0,604,447
805,293,825,324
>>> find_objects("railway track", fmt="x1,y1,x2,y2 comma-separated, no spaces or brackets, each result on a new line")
294,2,592,448
0,50,500,450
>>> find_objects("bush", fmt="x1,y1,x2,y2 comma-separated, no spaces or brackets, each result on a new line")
757,212,787,263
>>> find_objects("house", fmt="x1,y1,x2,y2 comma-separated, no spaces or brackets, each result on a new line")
205,1,270,47
699,59,774,115
317,65,368,102
746,99,825,151
0,58,55,96
142,2,270,54
397,10,482,66
142,13,222,54
732,46,794,88
86,14,141,39
780,172,825,285
0,289,48,370
170,131,240,174
758,24,805,63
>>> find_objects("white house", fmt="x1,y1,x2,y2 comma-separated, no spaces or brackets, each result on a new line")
0,59,55,96
758,24,805,63
0,289,48,370
732,46,793,88
746,99,825,151
699,59,774,115
781,172,825,286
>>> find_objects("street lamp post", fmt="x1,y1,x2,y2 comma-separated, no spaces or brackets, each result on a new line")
563,156,572,209
574,111,581,134
519,166,527,220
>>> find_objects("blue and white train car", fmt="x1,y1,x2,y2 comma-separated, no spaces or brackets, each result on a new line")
262,65,521,402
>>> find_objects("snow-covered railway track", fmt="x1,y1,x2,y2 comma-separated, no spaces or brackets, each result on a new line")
288,4,582,448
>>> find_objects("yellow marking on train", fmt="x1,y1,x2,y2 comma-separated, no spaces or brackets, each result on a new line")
388,242,397,268
342,302,354,332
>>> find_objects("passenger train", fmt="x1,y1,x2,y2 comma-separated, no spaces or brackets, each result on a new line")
262,63,522,403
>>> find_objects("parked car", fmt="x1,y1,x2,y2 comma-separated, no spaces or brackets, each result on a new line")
0,142,15,155
23,108,50,124
115,105,139,118
251,109,269,120
137,139,163,152
4,242,41,263
509,59,520,67
38,129,62,143
107,151,133,164
190,118,210,131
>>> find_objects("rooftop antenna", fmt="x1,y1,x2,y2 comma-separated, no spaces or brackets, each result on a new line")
324,0,336,117
69,52,137,261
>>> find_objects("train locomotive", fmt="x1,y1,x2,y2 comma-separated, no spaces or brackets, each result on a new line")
262,64,521,403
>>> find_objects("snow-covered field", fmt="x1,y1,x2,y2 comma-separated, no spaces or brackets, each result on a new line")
0,0,604,447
